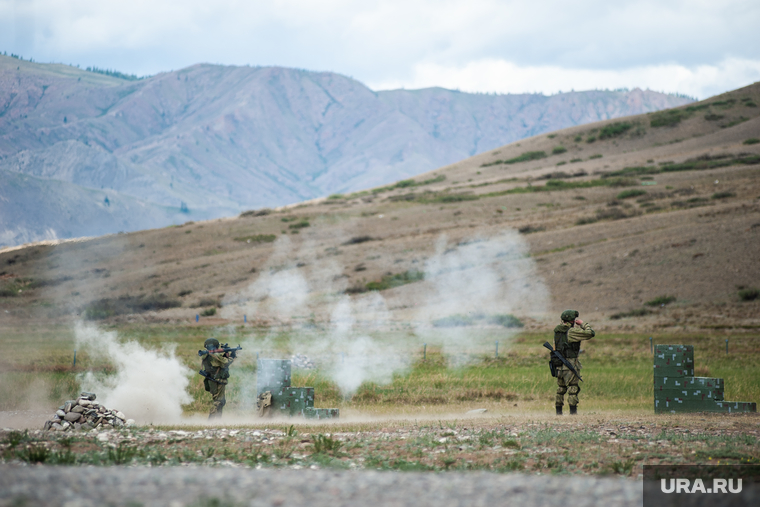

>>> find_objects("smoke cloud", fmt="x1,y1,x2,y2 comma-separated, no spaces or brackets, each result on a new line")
75,321,192,423
223,229,547,398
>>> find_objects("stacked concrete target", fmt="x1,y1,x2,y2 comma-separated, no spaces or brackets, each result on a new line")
654,345,756,414
257,359,339,419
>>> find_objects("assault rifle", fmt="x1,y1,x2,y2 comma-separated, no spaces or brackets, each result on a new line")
198,368,228,385
198,343,242,358
543,342,583,382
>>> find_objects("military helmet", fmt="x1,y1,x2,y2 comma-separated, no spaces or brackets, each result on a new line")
204,338,220,350
561,309,579,322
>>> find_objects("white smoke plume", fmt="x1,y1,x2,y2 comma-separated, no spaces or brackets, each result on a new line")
223,228,547,397
75,321,192,424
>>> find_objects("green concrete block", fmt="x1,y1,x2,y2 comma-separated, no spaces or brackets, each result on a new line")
303,407,340,419
654,376,723,389
273,387,315,416
653,365,695,377
653,345,694,368
655,398,756,414
714,401,757,413
654,388,724,401
257,359,291,396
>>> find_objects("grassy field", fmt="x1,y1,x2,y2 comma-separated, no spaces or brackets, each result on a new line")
1,322,758,416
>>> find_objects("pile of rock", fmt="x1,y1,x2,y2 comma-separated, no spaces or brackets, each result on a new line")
42,392,135,432
290,354,316,369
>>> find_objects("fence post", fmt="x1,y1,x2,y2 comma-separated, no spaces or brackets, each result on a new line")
649,337,653,353
495,341,499,358
423,343,427,361
726,339,729,354
72,350,77,368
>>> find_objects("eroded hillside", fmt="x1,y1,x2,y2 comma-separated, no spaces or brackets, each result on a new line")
1,82,759,331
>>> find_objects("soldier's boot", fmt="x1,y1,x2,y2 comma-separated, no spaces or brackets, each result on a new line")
569,405,577,415
556,405,563,416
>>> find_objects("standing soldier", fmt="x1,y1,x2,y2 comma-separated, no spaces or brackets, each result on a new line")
200,338,233,419
552,310,595,415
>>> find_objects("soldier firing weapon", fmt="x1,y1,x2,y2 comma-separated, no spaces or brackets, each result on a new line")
197,343,242,358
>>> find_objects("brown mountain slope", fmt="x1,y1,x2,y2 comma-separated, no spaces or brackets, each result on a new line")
1,82,759,332
0,55,692,246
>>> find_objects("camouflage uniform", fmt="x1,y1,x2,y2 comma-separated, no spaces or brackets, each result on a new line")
553,313,595,413
202,349,232,419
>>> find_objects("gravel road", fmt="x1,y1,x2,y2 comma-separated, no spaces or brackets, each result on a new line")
0,465,642,507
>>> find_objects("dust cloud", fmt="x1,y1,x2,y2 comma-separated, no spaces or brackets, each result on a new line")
75,322,192,424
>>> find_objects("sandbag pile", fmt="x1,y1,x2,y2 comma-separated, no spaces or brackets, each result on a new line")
42,392,135,432
290,354,316,369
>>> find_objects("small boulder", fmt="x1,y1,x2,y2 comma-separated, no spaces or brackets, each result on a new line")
80,392,97,401
71,405,85,414
63,412,81,422
55,410,66,418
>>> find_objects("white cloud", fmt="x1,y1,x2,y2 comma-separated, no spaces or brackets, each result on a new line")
369,57,760,99
1,0,758,97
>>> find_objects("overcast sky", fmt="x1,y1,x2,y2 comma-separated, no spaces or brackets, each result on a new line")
1,0,758,99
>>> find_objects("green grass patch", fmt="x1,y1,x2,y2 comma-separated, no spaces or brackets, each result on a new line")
233,234,277,243
605,154,760,179
83,294,182,320
645,295,676,307
432,313,523,328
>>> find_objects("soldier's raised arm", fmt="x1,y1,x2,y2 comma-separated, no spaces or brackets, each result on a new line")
568,319,595,342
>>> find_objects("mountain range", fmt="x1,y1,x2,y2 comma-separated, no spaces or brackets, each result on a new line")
0,55,691,246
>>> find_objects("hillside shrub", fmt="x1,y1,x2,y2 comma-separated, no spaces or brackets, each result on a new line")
645,295,676,307
610,308,651,319
343,236,375,245
504,151,547,164
617,189,647,199
518,225,545,234
711,191,736,199
288,221,310,230
552,146,567,155
570,158,582,163
743,138,760,145
599,122,632,139
586,136,596,143
738,288,759,301
239,208,271,217
574,135,582,142
366,270,424,291
704,113,724,121
201,307,217,317
83,294,182,320
589,154,603,159
650,109,689,127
